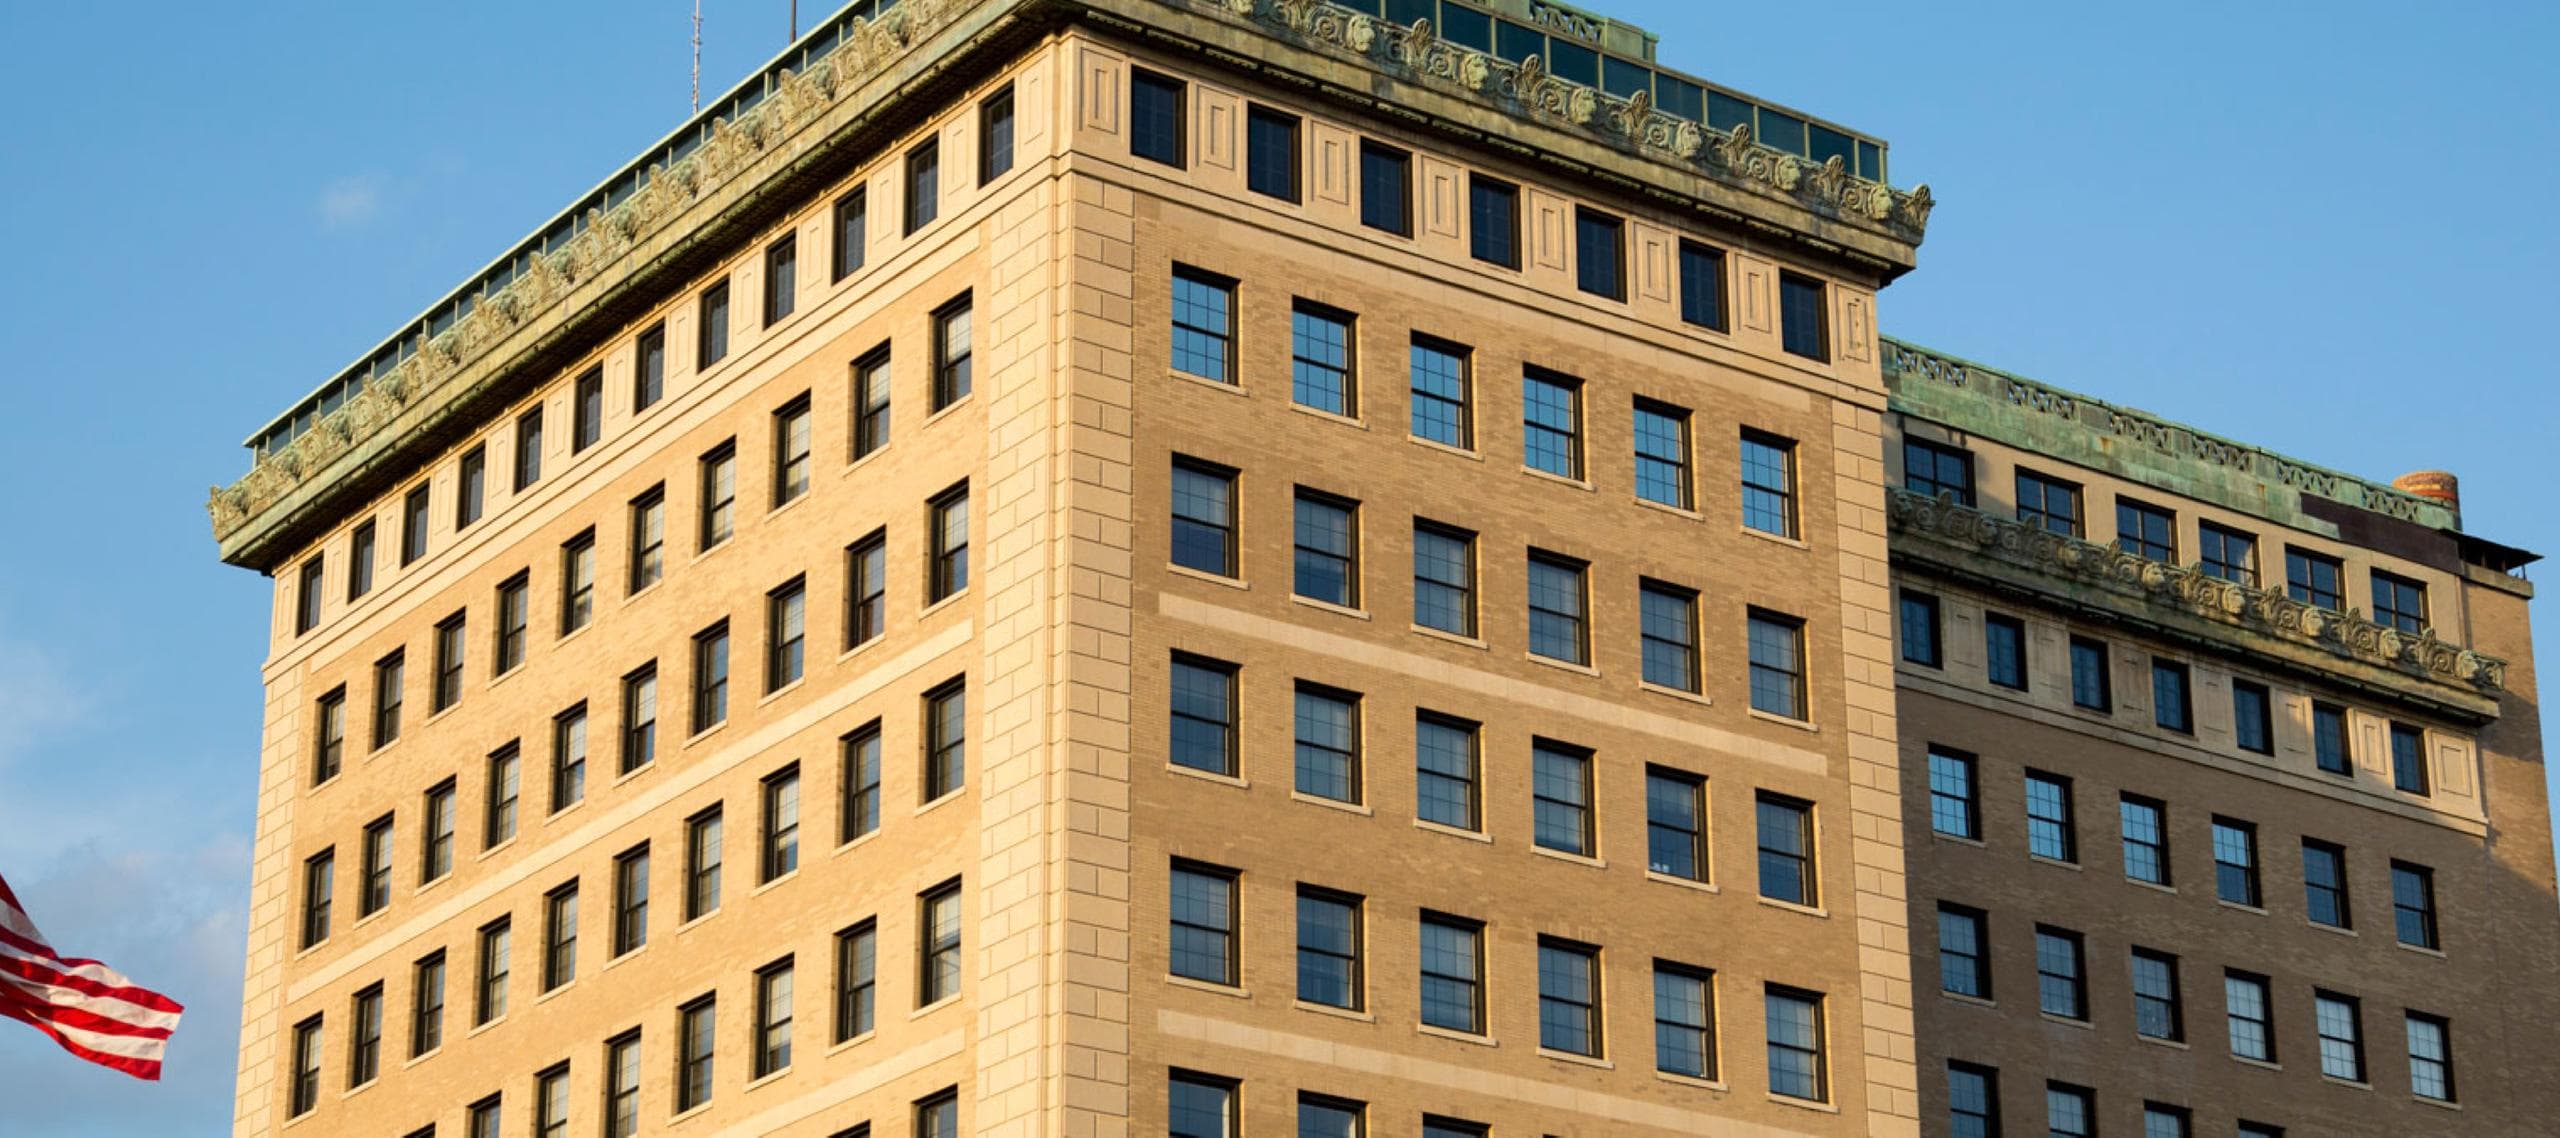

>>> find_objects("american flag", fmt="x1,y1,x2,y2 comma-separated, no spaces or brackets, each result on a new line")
0,871,184,1080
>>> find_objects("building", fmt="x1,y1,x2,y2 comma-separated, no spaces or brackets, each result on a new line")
201,4,2547,1138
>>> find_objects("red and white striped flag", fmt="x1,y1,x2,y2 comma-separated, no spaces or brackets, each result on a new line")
0,871,184,1080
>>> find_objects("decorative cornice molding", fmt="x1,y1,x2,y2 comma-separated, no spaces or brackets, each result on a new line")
1887,488,2508,699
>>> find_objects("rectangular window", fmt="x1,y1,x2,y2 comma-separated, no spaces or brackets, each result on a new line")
1170,268,1236,384
1293,490,1359,607
1167,458,1238,577
2225,970,2274,1061
629,484,666,593
612,844,649,956
833,188,868,281
468,1097,502,1138
513,407,544,491
1899,591,1942,667
1927,748,1979,840
2151,658,2192,733
1764,986,1827,1101
2015,469,2083,536
402,484,431,565
1537,938,1601,1056
841,721,883,843
1294,684,1361,803
1778,272,1827,361
2406,1013,2455,1102
1678,240,1726,330
1468,174,1519,268
621,664,657,774
767,577,807,692
359,815,393,916
635,322,667,410
1169,861,1239,986
753,958,794,1077
699,281,731,367
495,574,529,674
1412,521,1476,637
573,366,604,452
1526,552,1589,665
1739,430,1798,537
373,651,405,748
2131,948,2183,1040
313,689,346,784
2286,548,2343,611
1748,610,1809,720
2392,860,2439,949
1903,438,1973,506
2069,637,2111,711
347,522,376,600
979,85,1015,183
2373,570,2427,633
851,346,892,460
2144,1106,2191,1138
2034,926,2086,1020
295,555,325,635
301,849,333,948
1358,140,1410,236
834,920,878,1042
1757,793,1815,906
2315,991,2365,1082
288,1016,322,1117
475,917,510,1024
846,529,888,647
1418,913,1483,1033
604,1031,642,1138
1408,336,1471,448
1646,767,1707,881
2312,702,2350,775
432,613,466,713
764,236,799,327
1414,713,1480,831
2390,722,2429,794
561,530,596,634
458,449,489,532
1290,302,1356,416
761,764,801,882
1574,208,1624,300
904,138,940,234
1984,613,2027,690
916,1090,960,1138
422,779,455,882
1521,368,1583,478
932,294,972,409
685,806,723,921
1296,887,1362,1010
2302,838,2350,928
485,744,520,847
2199,521,2258,585
2047,1083,2095,1138
929,483,970,601
1246,104,1301,201
2025,771,2076,863
925,678,967,800
2120,794,2170,886
1937,903,1988,999
541,882,578,990
1129,69,1186,167
535,1064,569,1138
2232,679,2273,754
919,880,963,1005
2212,817,2260,907
411,951,445,1057
1531,740,1595,857
1632,399,1691,508
772,396,813,506
1645,963,1715,1080
677,994,716,1111
692,621,730,733
699,441,737,550
1947,1062,1998,1138
1299,1094,1364,1137
1639,581,1700,693
1166,654,1238,777
2116,499,2176,562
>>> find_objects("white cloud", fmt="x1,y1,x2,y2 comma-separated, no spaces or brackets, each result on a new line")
317,174,386,230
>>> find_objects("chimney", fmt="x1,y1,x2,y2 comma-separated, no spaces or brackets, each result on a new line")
2391,470,2461,512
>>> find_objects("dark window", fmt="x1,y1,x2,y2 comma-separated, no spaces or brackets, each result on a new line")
925,678,967,800
929,483,970,601
605,1033,643,1138
1937,904,1988,998
573,367,604,452
620,663,657,774
919,880,964,1004
685,807,722,920
485,745,520,847
853,346,892,460
475,918,510,1024
1984,613,2027,690
1130,69,1186,167
495,573,529,674
677,994,716,1111
431,613,466,713
540,881,577,991
2025,771,2075,862
1574,208,1624,300
612,844,649,956
561,530,596,634
1423,1118,1486,1138
2015,469,2082,536
2199,522,2257,585
402,484,432,565
1537,938,1601,1055
411,952,446,1057
313,689,346,784
1632,399,1691,508
1639,581,1700,693
1246,105,1301,201
978,85,1015,184
767,577,807,692
346,522,376,600
932,293,972,408
1168,654,1238,777
833,189,868,281
2225,970,2274,1061
1646,767,1706,880
1170,268,1236,384
2142,1105,2191,1138
1412,521,1476,637
1778,272,1826,361
2212,817,2260,907
2392,861,2439,949
288,1016,322,1117
1757,793,1815,906
1408,336,1471,448
2312,702,2350,775
1899,591,1942,667
422,779,455,882
1902,438,1973,506
904,138,940,234
1947,1062,1998,1138
1168,458,1236,577
1358,141,1410,236
2116,499,2176,562
629,485,666,593
513,407,544,491
1926,748,1979,840
2048,1083,2095,1138
1294,684,1361,803
1531,740,1595,857
1748,610,1808,720
359,816,393,916
1764,986,1827,1101
468,1098,502,1138
1414,713,1480,831
753,958,793,1076
691,621,729,733
1169,861,1239,985
1678,240,1726,330
2407,1013,2455,1102
760,764,801,882
1296,888,1362,1009
2314,991,2365,1082
699,281,731,368
2286,548,2342,611
301,849,334,948
917,1092,960,1138
1290,302,1356,416
1298,1094,1364,1137
774,395,813,506
699,441,737,550
1468,175,1519,268
2302,838,2350,928
2232,680,2273,754
841,721,883,843
1293,490,1359,607
635,323,667,412
2034,926,2085,1019
1419,912,1484,1033
1170,1070,1238,1138
2070,637,2111,711
2131,948,2183,1040
295,555,325,635
1526,552,1589,664
1522,368,1582,478
2390,722,2429,793
534,1064,569,1138
2373,570,2428,633
372,651,405,748
2120,794,2170,886
1740,430,1797,537
457,447,487,529
834,920,877,1042
2151,658,2192,733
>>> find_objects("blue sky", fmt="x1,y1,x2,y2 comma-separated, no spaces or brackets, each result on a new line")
0,2,2551,1133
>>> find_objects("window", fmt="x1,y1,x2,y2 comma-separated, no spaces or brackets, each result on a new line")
2069,637,2111,711
1294,684,1361,803
1947,1062,1998,1138
1358,140,1410,235
2389,722,2429,794
2315,991,2365,1082
348,984,383,1086
1298,1095,1364,1138
685,806,723,920
1646,766,1707,880
1166,655,1238,776
904,138,940,233
541,882,578,990
2302,839,2350,928
2141,1105,2190,1138
2392,861,2439,949
832,188,868,281
1926,748,1979,840
431,613,466,713
288,1016,322,1117
919,880,963,1004
1764,986,1827,1101
313,689,346,784
1468,174,1519,268
621,664,657,774
2406,1013,2455,1102
359,816,393,916
2372,570,2427,633
2224,678,2274,755
1984,613,2027,690
2119,794,2170,886
1296,887,1362,1009
533,1064,569,1138
457,448,487,530
1531,740,1594,857
1419,913,1484,1033
1632,399,1691,508
2116,499,2175,562
373,651,405,748
1411,522,1476,637
605,1033,643,1138
1649,962,1714,1078
1293,490,1359,606
2225,970,2274,1061
1678,240,1726,330
495,574,529,674
2212,818,2260,907
2131,949,2183,1041
636,323,668,410
1170,268,1236,384
612,844,649,956
753,958,793,1076
677,994,717,1110
1747,610,1809,720
402,484,431,565
1408,336,1471,447
929,483,970,601
1246,104,1301,201
852,346,892,460
1537,938,1601,1056
468,1097,502,1138
834,920,878,1041
1414,713,1480,831
2199,521,2257,585
838,531,888,650
1290,302,1356,416
2151,658,2192,733
2015,469,2083,536
1158,458,1242,578
301,849,333,948
475,917,510,1024
1937,904,1988,999
1129,68,1185,167
931,294,972,408
514,406,544,491
411,952,446,1057
925,678,967,800
573,366,604,452
629,485,666,593
841,722,883,843
1521,368,1582,478
1903,438,1973,506
2286,548,2342,611
2024,771,2076,862
1778,272,1827,360
1899,592,1942,667
1574,207,1624,299
485,744,520,847
2034,926,2086,1020
699,441,737,550
700,280,733,367
1526,552,1588,665
347,522,376,600
2312,702,2350,775
1740,430,1798,537
561,530,596,634
978,85,1014,183
295,555,325,635
2046,1083,2095,1138
422,779,456,882
1756,793,1815,906
1422,1118,1486,1138
761,764,801,882
1170,861,1239,985
1170,1070,1239,1138
767,577,807,692
915,1090,961,1138
773,396,813,506
691,621,730,733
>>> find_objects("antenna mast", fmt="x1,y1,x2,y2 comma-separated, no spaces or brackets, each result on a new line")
691,0,703,112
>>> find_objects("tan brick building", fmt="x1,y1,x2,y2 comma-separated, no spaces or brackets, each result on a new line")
203,2,2549,1137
